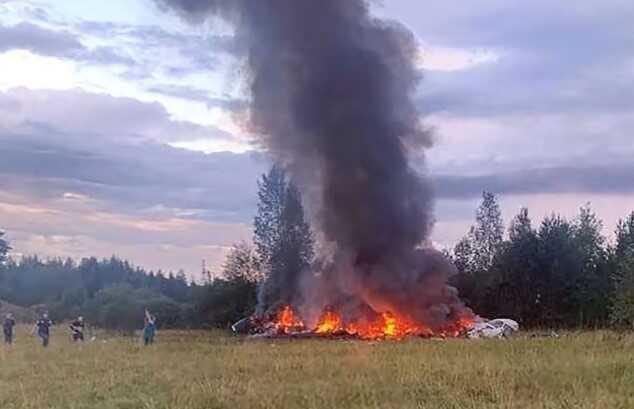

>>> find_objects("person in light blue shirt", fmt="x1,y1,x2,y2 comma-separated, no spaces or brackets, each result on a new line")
143,309,156,346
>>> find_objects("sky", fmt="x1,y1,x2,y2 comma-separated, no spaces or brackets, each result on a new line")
1,0,633,278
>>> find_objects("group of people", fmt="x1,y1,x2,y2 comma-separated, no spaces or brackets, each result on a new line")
3,309,157,347
2,312,82,347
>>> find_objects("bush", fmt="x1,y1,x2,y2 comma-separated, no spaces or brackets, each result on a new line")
84,285,184,334
193,278,257,328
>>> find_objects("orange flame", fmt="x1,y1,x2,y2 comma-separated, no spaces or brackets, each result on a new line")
348,312,423,339
274,305,305,334
272,305,475,340
315,310,427,339
382,312,397,337
315,310,343,334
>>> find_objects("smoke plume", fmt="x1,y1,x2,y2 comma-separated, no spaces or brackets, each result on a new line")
157,0,471,328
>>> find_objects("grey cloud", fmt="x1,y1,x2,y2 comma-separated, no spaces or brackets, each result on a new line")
379,1,634,116
434,165,634,200
85,46,136,66
74,20,239,77
0,21,83,56
0,87,253,220
147,84,247,110
0,1,51,22
0,135,265,223
2,87,631,221
4,4,239,81
24,6,50,22
384,1,634,53
0,22,134,66
0,88,233,145
418,53,634,117
394,0,634,188
1,127,632,224
77,20,237,53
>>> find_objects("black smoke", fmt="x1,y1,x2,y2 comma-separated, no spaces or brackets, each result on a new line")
157,0,471,327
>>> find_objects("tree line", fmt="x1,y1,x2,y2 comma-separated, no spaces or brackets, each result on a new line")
1,177,633,331
450,192,634,329
0,253,196,332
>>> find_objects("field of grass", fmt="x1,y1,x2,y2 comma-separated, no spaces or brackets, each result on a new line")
1,326,633,409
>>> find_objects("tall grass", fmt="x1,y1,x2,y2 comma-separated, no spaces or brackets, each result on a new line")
1,326,633,408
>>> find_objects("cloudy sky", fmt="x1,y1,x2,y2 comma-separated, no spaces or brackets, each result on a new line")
1,0,633,278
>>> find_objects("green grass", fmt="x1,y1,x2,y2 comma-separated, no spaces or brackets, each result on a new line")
1,327,633,409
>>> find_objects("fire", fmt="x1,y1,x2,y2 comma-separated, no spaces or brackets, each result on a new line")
274,305,304,334
347,312,423,340
382,312,397,337
315,310,343,334
314,309,436,340
441,316,476,338
271,305,475,340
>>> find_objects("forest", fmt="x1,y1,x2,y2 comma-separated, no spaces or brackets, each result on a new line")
1,168,633,331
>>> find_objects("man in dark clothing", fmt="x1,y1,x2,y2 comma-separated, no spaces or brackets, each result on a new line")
69,316,85,342
33,313,53,347
3,313,16,345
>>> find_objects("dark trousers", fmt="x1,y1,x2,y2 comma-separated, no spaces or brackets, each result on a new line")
73,332,84,342
3,331,12,345
39,334,49,347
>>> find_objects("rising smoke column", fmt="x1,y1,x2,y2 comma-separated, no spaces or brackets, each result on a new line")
158,0,471,327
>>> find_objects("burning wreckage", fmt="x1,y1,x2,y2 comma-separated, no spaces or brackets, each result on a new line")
158,0,520,341
232,306,476,340
232,307,519,340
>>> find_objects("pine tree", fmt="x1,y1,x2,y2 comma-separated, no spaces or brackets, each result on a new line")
453,231,476,275
253,165,314,312
473,191,505,272
451,192,504,313
278,182,314,278
574,204,605,273
253,165,287,270
615,212,634,258
453,191,504,275
571,204,610,325
610,250,634,328
492,208,540,322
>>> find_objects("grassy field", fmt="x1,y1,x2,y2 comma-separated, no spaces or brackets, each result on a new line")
1,327,633,409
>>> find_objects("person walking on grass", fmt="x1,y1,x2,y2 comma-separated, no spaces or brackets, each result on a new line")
143,309,156,346
69,316,85,342
3,313,16,345
32,313,53,348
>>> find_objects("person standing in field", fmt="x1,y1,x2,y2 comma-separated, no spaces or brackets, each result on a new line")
143,309,156,346
32,313,53,347
3,313,16,345
69,316,85,342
